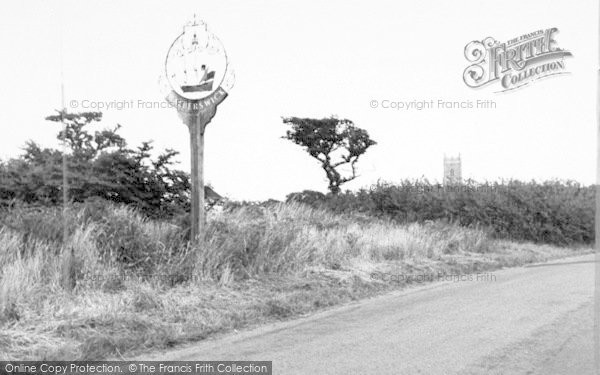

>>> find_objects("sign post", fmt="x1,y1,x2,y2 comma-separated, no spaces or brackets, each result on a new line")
163,17,234,243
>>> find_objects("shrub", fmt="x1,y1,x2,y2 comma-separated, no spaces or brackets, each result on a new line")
0,112,191,219
286,179,594,246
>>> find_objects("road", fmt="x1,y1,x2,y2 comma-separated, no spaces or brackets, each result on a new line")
139,255,597,374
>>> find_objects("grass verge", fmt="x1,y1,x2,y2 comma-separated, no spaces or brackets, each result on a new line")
0,202,590,360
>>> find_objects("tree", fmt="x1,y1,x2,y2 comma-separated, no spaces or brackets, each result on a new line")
0,111,191,218
282,116,376,194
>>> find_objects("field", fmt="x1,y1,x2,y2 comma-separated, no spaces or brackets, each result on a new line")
0,200,589,360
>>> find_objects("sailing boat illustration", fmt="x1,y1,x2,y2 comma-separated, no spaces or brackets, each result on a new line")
179,32,216,93
181,63,215,93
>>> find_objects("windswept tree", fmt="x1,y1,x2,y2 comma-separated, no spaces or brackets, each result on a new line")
282,116,376,194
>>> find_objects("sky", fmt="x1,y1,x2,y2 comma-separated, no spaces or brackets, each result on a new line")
0,0,597,201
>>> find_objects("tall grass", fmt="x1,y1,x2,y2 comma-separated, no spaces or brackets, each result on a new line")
0,201,490,306
0,200,585,359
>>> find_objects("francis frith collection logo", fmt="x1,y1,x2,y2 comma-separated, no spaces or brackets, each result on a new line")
463,28,572,92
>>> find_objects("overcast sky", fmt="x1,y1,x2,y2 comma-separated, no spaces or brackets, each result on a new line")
0,0,597,201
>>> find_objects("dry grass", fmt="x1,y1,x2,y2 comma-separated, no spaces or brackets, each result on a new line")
0,201,589,360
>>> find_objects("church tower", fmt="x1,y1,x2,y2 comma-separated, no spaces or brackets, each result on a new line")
443,154,462,185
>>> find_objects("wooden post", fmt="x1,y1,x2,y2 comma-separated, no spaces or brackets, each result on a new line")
176,96,225,244
167,81,228,244
186,113,208,243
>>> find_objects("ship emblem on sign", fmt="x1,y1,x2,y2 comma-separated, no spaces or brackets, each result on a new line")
164,17,232,102
182,64,215,93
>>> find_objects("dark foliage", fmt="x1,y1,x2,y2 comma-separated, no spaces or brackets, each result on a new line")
286,180,595,246
0,111,190,219
282,116,376,194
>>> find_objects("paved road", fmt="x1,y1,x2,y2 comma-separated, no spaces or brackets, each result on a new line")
140,255,597,374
